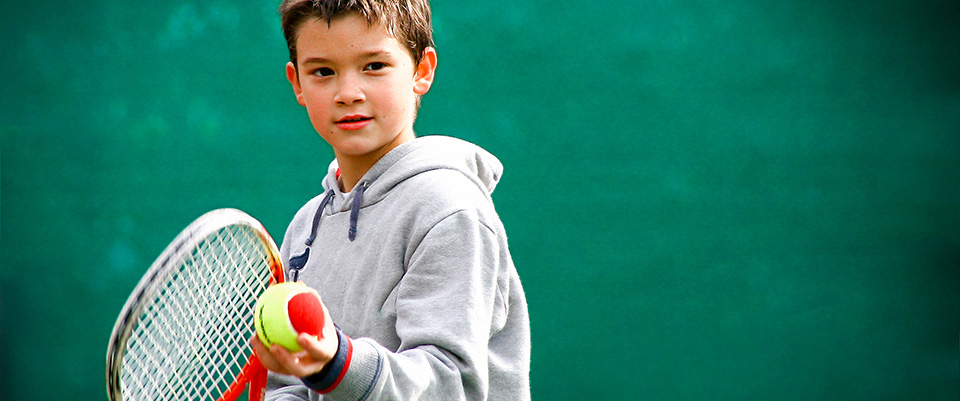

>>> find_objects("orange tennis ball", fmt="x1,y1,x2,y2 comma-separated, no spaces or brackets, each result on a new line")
253,282,324,352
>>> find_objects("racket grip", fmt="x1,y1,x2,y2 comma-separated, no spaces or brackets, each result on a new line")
249,356,268,401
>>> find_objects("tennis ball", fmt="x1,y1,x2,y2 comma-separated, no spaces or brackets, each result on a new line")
254,282,325,352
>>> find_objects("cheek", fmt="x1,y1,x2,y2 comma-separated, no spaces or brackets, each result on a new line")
301,90,332,118
302,101,334,137
301,85,329,106
305,104,328,126
378,80,416,117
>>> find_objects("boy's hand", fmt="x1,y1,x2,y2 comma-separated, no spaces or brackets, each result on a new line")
251,302,339,378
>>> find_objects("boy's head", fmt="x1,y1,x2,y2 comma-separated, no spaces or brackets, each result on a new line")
279,0,438,178
280,0,434,69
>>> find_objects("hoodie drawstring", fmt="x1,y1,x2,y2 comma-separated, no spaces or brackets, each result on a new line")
348,183,367,242
288,183,367,280
288,189,335,281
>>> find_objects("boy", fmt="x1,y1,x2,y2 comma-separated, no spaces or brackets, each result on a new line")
251,1,531,400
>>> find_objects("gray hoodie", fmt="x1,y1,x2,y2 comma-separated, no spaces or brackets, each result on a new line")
267,136,531,401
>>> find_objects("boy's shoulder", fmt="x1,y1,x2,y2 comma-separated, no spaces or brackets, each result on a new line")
381,136,501,200
400,166,489,206
362,136,503,222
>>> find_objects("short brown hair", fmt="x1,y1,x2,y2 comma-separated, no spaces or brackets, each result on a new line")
279,0,434,67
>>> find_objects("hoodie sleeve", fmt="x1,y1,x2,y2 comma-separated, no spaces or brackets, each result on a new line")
266,371,312,401
316,208,506,401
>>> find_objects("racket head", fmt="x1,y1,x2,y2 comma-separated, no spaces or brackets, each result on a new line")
106,209,285,401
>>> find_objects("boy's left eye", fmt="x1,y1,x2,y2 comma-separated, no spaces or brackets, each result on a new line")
364,62,387,71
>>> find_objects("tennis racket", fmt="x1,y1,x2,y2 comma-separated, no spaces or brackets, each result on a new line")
106,209,285,401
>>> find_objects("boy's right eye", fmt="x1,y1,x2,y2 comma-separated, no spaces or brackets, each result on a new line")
313,67,335,77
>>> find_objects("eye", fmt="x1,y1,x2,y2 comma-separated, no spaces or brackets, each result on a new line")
313,67,335,77
364,62,387,71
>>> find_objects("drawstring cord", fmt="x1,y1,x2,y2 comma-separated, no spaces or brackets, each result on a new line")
289,189,335,281
348,183,367,242
288,182,367,281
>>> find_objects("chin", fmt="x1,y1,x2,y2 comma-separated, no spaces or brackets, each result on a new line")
333,139,386,157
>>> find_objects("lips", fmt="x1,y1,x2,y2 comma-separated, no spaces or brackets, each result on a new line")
337,114,372,123
335,114,373,131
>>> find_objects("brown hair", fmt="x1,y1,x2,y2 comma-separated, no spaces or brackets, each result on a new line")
279,0,434,68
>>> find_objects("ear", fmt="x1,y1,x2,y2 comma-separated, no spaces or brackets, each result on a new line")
413,47,438,96
286,61,306,106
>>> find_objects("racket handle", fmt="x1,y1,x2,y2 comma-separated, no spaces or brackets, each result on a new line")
249,357,268,401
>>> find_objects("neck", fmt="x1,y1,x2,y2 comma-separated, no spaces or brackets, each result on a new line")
336,158,368,193
335,131,414,193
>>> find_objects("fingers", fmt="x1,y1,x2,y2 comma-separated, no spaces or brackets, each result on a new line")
251,335,290,375
251,333,334,378
272,341,326,378
297,332,335,360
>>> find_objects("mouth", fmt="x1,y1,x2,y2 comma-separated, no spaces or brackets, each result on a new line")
336,115,373,124
334,114,373,131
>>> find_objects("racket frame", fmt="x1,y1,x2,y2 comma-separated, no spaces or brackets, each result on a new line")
106,209,285,401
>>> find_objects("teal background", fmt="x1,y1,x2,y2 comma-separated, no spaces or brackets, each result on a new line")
2,1,958,400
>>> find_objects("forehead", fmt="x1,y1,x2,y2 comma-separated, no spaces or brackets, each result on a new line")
294,13,405,61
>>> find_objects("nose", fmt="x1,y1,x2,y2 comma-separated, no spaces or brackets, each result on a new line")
334,74,365,105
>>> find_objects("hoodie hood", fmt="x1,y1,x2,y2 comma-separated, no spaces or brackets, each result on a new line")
288,136,505,277
283,135,505,263
322,135,503,212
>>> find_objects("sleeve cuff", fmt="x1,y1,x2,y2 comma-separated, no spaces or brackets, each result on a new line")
301,327,353,394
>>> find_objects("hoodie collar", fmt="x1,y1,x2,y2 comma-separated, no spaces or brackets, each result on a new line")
322,135,503,212
292,135,503,272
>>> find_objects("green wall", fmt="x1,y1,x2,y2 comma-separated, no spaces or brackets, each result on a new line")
2,1,958,400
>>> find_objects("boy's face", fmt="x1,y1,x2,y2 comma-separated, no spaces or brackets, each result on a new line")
286,13,436,165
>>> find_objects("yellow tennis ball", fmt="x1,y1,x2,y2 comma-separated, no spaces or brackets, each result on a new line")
254,282,324,352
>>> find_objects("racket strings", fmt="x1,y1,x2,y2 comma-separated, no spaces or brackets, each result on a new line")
119,224,274,401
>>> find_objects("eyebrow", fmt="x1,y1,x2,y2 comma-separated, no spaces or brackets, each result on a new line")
301,50,392,65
